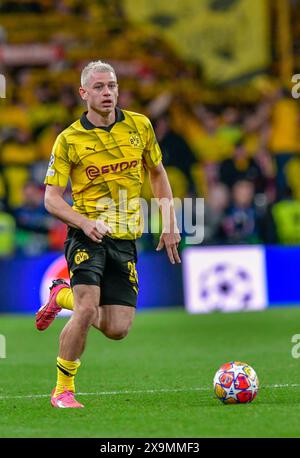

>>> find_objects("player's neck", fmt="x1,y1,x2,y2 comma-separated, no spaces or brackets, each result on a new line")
86,108,116,127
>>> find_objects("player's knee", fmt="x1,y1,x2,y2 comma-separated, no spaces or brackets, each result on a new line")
74,302,97,326
103,325,129,340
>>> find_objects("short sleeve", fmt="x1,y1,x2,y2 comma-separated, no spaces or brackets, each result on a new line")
142,118,162,169
44,133,71,187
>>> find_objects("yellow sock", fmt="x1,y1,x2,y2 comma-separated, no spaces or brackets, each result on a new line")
56,288,74,311
54,357,81,396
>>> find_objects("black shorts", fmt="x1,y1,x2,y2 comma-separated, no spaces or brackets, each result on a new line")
64,227,138,307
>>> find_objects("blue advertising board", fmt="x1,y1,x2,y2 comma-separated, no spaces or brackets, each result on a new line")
182,245,300,313
1,246,300,314
265,246,300,306
0,251,183,314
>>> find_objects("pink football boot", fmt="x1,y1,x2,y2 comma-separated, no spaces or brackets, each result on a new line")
51,388,84,409
35,279,70,331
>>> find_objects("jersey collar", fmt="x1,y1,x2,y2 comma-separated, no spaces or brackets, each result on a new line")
80,107,125,131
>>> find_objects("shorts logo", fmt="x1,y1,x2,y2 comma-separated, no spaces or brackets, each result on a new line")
74,250,89,265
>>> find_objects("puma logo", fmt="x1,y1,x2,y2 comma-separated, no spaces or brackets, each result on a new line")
85,145,97,151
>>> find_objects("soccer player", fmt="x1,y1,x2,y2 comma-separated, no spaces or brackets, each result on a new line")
36,61,181,408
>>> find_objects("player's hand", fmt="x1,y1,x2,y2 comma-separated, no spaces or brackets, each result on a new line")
81,218,112,243
156,229,181,264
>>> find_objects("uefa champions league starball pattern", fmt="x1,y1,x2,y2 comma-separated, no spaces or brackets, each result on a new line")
199,263,254,312
213,361,259,404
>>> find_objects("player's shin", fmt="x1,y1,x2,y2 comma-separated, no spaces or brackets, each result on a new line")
56,288,74,311
54,357,81,396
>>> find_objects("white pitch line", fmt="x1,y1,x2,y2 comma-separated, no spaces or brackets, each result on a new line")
0,387,210,400
0,383,299,401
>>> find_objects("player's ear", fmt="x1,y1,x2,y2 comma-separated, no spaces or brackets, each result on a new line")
79,87,88,100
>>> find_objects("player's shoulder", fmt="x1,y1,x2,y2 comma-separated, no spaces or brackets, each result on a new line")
122,109,152,127
53,119,82,146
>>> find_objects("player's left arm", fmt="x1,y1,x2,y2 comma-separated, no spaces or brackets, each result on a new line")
148,162,181,264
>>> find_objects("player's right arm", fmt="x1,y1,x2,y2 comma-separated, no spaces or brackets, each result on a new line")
44,132,110,243
44,185,110,243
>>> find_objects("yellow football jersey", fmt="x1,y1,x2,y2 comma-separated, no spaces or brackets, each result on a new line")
44,108,162,240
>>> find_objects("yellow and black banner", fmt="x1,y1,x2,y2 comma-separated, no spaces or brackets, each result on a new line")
124,0,270,84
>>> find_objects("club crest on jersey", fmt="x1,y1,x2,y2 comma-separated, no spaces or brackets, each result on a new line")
74,249,89,265
129,132,141,147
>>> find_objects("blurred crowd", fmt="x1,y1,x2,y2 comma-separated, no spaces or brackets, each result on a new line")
0,0,300,256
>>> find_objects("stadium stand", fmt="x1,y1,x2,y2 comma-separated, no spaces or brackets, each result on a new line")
0,0,300,254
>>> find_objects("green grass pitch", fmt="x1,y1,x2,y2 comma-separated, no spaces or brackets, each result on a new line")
1,307,300,438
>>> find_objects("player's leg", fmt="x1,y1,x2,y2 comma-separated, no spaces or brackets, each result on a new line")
51,282,100,409
59,284,100,360
36,227,105,331
50,228,105,408
39,238,138,336
56,285,74,311
36,280,130,334
92,238,138,337
94,304,135,339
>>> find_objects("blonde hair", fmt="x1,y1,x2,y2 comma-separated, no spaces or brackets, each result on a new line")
80,60,116,87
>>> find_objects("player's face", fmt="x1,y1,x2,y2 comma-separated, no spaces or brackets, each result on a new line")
80,71,119,114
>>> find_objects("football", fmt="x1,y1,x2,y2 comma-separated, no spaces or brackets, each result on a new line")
213,361,259,404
